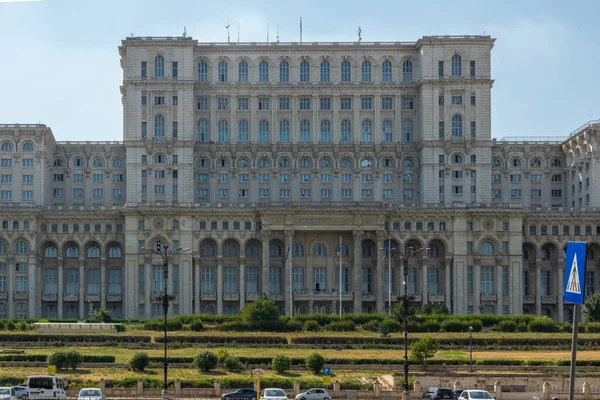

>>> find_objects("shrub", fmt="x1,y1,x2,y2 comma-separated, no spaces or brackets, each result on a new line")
217,349,230,364
380,318,402,333
47,349,83,371
498,320,517,333
584,292,600,322
241,296,279,324
324,319,355,332
190,320,204,332
17,321,29,331
305,353,326,374
129,352,149,372
409,338,439,366
587,323,600,333
0,320,5,330
304,320,320,332
287,319,303,332
88,309,113,323
6,321,16,331
224,356,243,372
194,351,218,372
528,316,560,333
516,322,529,332
272,354,292,374
440,319,464,332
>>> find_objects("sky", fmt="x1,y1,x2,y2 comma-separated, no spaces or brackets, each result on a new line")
0,0,598,142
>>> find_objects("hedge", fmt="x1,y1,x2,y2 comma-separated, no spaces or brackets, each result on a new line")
0,355,116,363
155,335,287,345
0,333,150,343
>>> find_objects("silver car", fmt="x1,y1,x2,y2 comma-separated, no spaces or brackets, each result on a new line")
11,387,26,400
77,388,104,400
295,388,331,400
0,387,17,400
262,388,288,400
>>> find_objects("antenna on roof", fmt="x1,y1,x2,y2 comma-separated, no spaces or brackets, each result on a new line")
300,17,303,43
183,27,187,38
484,30,487,35
277,23,280,43
237,23,240,43
225,24,230,43
130,33,134,38
358,26,362,42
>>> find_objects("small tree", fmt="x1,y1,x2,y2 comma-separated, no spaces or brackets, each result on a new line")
584,292,600,323
129,352,150,372
217,349,230,365
409,337,439,366
88,309,113,323
241,296,279,324
48,349,83,371
194,351,218,372
272,354,292,374
224,356,243,372
306,353,326,374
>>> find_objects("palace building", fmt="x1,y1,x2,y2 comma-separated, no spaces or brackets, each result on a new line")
0,34,598,321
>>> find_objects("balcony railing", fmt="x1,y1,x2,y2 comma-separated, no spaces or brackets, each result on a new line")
200,293,217,301
41,293,58,302
245,292,261,301
223,293,240,301
429,293,445,302
85,294,101,302
293,290,354,301
542,295,558,304
0,292,7,300
523,295,535,304
63,294,79,302
106,294,122,302
481,294,498,302
14,292,29,300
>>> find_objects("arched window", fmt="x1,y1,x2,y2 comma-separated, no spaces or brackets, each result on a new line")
313,243,327,257
361,159,373,167
361,120,373,143
258,120,269,143
480,241,495,255
112,159,124,168
451,54,462,76
87,245,100,258
402,120,414,142
238,158,249,168
15,240,28,254
246,243,260,257
552,159,562,167
279,158,291,167
299,158,312,167
293,243,304,257
218,61,228,82
451,115,463,137
320,60,330,82
108,245,122,258
269,243,282,257
238,120,249,142
53,159,64,167
154,115,165,137
92,159,104,167
279,120,290,142
382,60,392,82
403,60,413,81
429,244,440,257
224,243,238,257
201,242,215,256
279,60,289,82
341,60,351,82
259,61,269,83
1,143,12,151
65,245,79,258
511,158,521,167
23,143,34,152
320,158,331,167
340,158,352,167
541,247,550,260
361,243,372,257
452,154,463,164
403,159,414,168
0,241,5,254
197,158,209,168
44,245,57,258
383,158,394,167
382,119,393,143
218,120,229,143
341,119,352,143
300,120,311,143
492,158,502,167
300,60,310,82
530,158,542,167
153,154,165,164
217,158,229,167
238,60,248,82
197,119,208,142
73,158,84,167
257,158,270,167
197,61,208,82
361,60,371,82
154,55,164,77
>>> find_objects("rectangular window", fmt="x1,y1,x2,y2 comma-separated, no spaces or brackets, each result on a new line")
467,241,473,254
238,98,249,110
531,189,542,198
451,95,462,105
154,96,165,105
321,174,331,182
551,189,562,197
87,269,100,294
467,266,473,294
218,173,229,182
279,188,290,198
44,269,58,294
439,121,444,138
246,267,258,293
141,61,147,77
319,97,331,110
552,174,562,182
292,268,304,291
218,188,228,198
481,266,495,294
269,267,281,293
541,270,551,296
299,97,311,110
340,97,352,110
201,267,214,293
197,97,208,110
300,189,311,197
258,98,270,110
383,173,394,182
361,97,373,110
320,188,331,198
585,271,595,297
403,188,414,198
313,267,326,291
470,60,476,77
407,268,417,294
259,188,270,197
22,175,33,183
108,269,122,295
382,97,393,110
470,121,476,137
402,97,413,110
279,97,290,110
22,159,33,167
217,97,229,110
224,267,237,293
471,95,476,105
438,61,444,77
362,189,373,198
172,121,178,137
341,188,352,198
452,185,463,194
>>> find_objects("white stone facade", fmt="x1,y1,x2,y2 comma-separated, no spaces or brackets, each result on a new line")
0,34,599,321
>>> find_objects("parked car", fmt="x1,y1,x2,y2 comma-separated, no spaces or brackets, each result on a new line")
295,388,331,400
262,388,288,400
458,390,494,400
0,387,17,400
76,388,104,400
422,387,455,400
26,376,67,400
453,390,464,399
220,388,257,400
11,387,26,400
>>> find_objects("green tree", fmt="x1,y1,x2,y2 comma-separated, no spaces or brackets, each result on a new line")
584,292,600,323
48,349,83,371
272,354,292,374
409,337,439,366
194,351,218,372
88,309,113,323
305,353,326,374
241,295,279,324
129,352,150,372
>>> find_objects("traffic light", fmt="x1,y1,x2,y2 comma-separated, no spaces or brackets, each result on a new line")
155,240,162,252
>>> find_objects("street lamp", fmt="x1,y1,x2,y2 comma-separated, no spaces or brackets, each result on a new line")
398,246,429,393
142,241,189,396
469,325,473,372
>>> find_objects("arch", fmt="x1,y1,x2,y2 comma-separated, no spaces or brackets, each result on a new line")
340,119,352,143
1,142,13,151
197,60,209,82
43,243,58,258
319,156,332,168
428,239,446,258
522,242,536,260
405,239,425,255
361,119,373,143
237,60,249,82
258,60,269,83
279,60,290,82
22,142,34,152
361,60,372,82
72,157,85,168
451,153,464,165
320,119,331,143
279,119,290,142
245,241,261,257
313,243,327,257
381,156,394,168
257,157,271,168
480,241,495,255
402,119,414,142
540,243,558,261
340,59,352,82
402,59,413,81
361,240,375,257
238,157,250,168
278,157,291,168
258,119,270,143
298,157,312,168
223,240,239,257
217,60,228,82
53,158,64,167
320,60,331,82
216,157,230,167
64,242,79,258
154,115,165,137
403,158,415,168
237,119,249,142
491,157,503,167
217,120,229,143
340,157,353,168
92,158,104,168
361,157,373,168
551,158,563,167
300,60,310,82
153,153,166,164
196,157,210,168
86,243,101,258
269,240,284,257
451,115,463,137
200,240,216,257
15,240,29,254
112,158,124,168
529,157,543,168
197,119,209,142
108,243,122,258
510,157,523,167
154,54,165,77
451,54,462,76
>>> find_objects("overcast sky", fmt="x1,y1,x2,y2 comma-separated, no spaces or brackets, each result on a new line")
0,0,598,141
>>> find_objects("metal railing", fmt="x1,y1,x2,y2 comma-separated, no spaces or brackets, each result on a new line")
497,136,566,144
568,119,600,138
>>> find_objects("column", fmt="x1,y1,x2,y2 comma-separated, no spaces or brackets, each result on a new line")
375,232,384,313
57,260,64,318
558,262,564,322
100,258,107,310
496,264,503,315
261,232,271,295
352,231,362,313
181,256,193,315
473,262,481,313
445,259,452,311
230,95,237,144
194,257,201,314
28,255,37,319
78,257,85,318
209,95,217,141
535,260,542,315
332,94,340,142
7,256,14,318
216,255,223,315
422,264,429,305
291,95,298,143
312,94,318,144
144,255,152,319
353,95,360,144
239,257,246,311
284,231,293,317
374,94,381,143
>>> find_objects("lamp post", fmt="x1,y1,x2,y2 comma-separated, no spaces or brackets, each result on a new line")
143,241,189,396
399,246,429,393
469,325,473,372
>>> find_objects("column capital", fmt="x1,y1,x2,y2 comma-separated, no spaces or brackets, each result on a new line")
284,229,295,238
352,230,364,241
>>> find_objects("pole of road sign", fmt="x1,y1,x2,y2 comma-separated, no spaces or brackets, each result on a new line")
569,303,579,400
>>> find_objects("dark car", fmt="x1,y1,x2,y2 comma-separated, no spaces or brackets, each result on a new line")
221,389,257,400
422,388,455,400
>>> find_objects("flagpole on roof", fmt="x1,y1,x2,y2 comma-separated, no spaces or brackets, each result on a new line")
339,235,343,319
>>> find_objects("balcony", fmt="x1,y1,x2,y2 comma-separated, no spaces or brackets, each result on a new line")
523,295,535,304
409,292,423,302
294,290,354,301
200,293,217,301
481,294,498,302
13,292,29,300
245,292,261,301
63,294,79,302
41,293,58,302
0,292,7,300
106,294,122,302
428,293,445,302
85,294,101,302
360,292,376,301
223,293,239,301
269,293,285,301
542,295,558,304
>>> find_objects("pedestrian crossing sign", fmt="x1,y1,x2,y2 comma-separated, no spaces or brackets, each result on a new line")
564,242,587,304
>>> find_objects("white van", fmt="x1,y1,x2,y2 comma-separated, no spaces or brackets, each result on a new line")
26,376,67,400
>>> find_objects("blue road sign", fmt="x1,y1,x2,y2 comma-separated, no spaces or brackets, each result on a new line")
323,367,330,376
564,241,587,304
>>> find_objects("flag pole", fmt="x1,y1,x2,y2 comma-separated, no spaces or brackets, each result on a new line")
388,235,391,315
339,236,343,319
288,242,293,319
